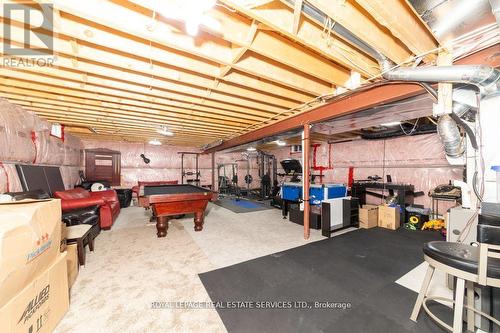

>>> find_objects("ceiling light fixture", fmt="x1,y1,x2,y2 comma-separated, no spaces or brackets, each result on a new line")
246,147,256,152
381,121,401,127
156,0,218,37
149,139,162,146
157,126,174,136
275,140,286,146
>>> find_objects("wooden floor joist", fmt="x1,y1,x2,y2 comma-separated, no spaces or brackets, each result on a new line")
0,0,446,146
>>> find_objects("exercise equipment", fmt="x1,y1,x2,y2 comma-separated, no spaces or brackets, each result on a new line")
217,163,240,198
179,152,201,186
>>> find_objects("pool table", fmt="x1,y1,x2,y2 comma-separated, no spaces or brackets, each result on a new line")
140,184,214,238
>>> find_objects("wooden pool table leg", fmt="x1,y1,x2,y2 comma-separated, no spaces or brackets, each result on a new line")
194,211,204,231
156,216,169,238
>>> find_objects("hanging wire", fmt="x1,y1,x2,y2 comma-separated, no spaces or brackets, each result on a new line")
400,118,420,136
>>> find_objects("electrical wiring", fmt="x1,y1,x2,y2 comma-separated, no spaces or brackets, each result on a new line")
400,118,420,136
223,22,497,140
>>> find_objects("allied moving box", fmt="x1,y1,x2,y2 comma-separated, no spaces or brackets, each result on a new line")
66,244,79,288
0,200,62,308
0,253,69,333
359,205,378,229
378,205,401,230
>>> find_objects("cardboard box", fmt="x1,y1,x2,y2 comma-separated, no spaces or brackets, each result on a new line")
0,253,69,333
378,205,401,230
0,200,62,308
66,244,79,288
359,205,378,229
60,223,67,252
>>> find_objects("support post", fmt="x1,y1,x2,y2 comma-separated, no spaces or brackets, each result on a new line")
211,152,216,191
303,123,311,239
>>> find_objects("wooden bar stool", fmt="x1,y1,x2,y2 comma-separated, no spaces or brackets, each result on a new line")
66,224,95,266
411,215,500,332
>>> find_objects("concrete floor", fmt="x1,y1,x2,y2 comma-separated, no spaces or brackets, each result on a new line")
55,203,329,332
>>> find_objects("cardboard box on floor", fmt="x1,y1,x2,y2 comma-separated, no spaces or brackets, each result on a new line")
0,199,62,308
378,205,401,230
0,253,69,333
66,244,79,288
359,205,378,229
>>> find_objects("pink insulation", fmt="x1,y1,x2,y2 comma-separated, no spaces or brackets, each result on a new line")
0,99,82,193
0,100,36,163
81,140,263,189
82,140,210,187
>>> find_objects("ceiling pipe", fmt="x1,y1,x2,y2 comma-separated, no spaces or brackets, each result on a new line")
283,0,387,62
380,58,500,159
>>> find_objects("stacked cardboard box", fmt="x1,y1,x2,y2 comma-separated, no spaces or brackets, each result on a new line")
0,199,69,333
359,205,378,229
378,205,401,230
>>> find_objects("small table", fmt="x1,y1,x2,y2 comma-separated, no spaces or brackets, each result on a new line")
140,184,214,238
67,224,94,266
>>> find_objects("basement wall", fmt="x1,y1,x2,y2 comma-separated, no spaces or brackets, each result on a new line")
81,141,262,190
267,133,464,212
0,99,82,193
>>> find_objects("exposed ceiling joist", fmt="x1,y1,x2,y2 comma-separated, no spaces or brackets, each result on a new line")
220,0,380,77
2,93,246,133
354,0,438,62
38,0,337,95
0,76,274,123
305,0,413,64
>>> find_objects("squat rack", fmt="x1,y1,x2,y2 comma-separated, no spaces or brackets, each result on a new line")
179,152,201,186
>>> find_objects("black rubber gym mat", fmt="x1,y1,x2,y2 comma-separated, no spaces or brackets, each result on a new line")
199,228,454,333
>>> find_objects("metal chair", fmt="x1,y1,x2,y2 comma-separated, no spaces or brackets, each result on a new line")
411,213,500,332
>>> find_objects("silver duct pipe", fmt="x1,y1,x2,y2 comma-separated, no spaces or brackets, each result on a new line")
380,61,500,94
380,58,500,158
490,0,500,26
437,115,465,157
286,0,500,159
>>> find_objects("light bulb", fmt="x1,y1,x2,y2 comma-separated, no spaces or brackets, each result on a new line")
186,20,199,36
149,139,162,146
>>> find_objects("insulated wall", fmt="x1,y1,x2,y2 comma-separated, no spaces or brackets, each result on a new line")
267,133,463,213
0,99,82,193
81,141,262,189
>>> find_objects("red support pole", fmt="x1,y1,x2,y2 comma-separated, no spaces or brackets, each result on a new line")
211,152,216,191
303,123,311,239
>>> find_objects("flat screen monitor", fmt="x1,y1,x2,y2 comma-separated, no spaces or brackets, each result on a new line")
15,165,65,196
16,164,51,194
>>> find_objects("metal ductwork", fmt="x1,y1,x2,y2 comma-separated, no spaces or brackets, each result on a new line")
380,62,500,94
380,58,500,160
437,114,465,157
287,0,499,161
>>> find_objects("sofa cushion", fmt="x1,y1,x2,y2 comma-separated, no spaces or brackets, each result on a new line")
62,205,100,227
54,188,90,200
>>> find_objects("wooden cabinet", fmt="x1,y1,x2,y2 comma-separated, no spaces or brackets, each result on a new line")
85,148,121,186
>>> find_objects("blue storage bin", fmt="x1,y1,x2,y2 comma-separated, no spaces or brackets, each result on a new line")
282,183,302,201
282,183,346,205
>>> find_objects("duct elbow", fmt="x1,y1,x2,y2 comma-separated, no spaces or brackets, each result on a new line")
438,115,465,158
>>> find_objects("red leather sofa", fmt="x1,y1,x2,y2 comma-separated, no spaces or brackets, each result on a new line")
131,180,178,197
54,188,120,230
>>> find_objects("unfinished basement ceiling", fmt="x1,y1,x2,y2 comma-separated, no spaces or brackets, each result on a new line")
0,0,496,147
219,92,436,152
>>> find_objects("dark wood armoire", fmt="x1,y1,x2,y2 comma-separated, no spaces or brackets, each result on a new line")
84,148,121,186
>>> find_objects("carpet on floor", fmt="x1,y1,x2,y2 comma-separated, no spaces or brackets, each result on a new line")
199,228,454,333
213,197,272,213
